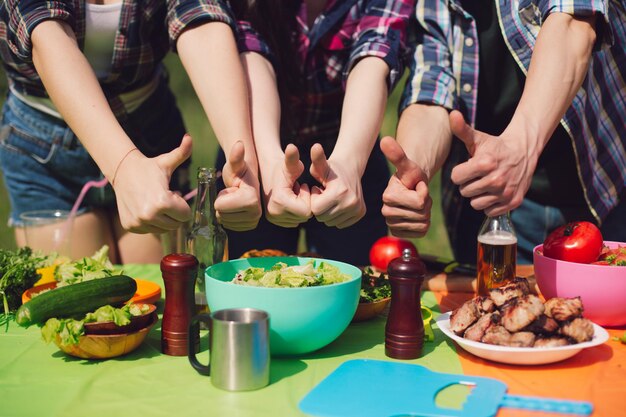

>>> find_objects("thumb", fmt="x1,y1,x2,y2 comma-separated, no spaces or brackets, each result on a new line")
159,134,193,176
380,136,426,188
226,141,247,178
309,143,330,185
449,110,477,155
283,144,304,184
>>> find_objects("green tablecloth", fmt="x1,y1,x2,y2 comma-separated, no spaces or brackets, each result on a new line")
0,264,463,417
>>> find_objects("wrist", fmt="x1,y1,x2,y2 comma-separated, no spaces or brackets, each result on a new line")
106,147,141,186
328,150,366,178
505,112,546,163
258,152,286,188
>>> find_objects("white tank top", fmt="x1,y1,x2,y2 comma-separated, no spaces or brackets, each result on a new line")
83,1,122,78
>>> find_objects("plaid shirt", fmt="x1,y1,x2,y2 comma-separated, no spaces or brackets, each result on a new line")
0,0,233,117
235,0,415,144
401,0,625,246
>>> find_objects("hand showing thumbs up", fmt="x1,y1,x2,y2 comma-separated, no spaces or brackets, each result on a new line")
379,136,432,238
310,143,366,229
261,144,312,228
215,141,262,231
449,110,536,216
113,134,193,234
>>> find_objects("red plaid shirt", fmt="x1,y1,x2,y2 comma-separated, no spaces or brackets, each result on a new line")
235,0,415,144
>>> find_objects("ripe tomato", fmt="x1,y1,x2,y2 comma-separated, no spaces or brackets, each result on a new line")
543,221,603,264
369,236,418,271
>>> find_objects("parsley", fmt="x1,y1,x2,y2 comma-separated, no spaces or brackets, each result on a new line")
0,248,49,322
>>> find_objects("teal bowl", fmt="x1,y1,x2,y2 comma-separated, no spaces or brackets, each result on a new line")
205,257,361,356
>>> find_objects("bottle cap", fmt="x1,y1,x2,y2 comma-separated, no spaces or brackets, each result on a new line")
387,249,426,279
160,253,199,274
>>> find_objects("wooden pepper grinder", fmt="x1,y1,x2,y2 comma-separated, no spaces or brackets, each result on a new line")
161,253,199,356
385,248,427,359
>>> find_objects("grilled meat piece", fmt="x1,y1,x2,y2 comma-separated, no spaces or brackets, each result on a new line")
534,337,571,348
544,297,584,322
476,296,496,314
449,299,481,335
560,318,594,343
464,312,501,342
509,332,536,347
481,326,512,346
480,326,536,347
523,315,560,336
489,277,530,307
501,294,545,332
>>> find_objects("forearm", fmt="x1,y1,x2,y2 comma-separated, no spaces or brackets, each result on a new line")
331,57,389,177
396,103,452,181
177,22,257,171
240,52,284,185
31,20,135,181
509,12,596,159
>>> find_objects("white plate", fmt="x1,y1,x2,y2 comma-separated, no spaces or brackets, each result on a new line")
436,312,609,365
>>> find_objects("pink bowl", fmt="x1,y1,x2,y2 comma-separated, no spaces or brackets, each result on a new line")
533,241,626,327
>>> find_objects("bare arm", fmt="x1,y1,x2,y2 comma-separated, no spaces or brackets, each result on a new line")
310,56,389,228
32,21,134,180
32,20,191,233
379,103,450,238
177,22,262,231
177,22,256,172
395,103,452,181
241,52,311,228
511,13,596,155
330,57,390,176
450,12,597,215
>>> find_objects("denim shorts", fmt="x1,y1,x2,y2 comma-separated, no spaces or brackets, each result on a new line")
0,78,189,227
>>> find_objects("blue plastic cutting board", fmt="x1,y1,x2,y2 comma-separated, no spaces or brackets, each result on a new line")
299,359,592,417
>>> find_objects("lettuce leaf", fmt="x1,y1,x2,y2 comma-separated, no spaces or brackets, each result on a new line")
55,245,122,286
41,317,84,346
232,260,350,288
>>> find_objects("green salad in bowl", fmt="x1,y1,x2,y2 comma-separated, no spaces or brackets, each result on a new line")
231,260,350,288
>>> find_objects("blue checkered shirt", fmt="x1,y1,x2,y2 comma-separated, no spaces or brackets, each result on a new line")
401,0,626,246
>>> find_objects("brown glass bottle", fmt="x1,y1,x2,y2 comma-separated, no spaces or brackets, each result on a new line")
476,213,517,296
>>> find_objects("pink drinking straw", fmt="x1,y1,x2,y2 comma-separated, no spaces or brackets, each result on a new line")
59,178,199,249
58,177,110,247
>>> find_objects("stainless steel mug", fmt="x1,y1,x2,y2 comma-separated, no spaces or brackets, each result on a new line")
188,308,270,391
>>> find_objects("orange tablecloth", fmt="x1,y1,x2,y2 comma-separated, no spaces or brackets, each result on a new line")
433,290,626,417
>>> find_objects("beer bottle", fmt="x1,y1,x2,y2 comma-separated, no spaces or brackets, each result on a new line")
476,212,517,296
186,167,228,313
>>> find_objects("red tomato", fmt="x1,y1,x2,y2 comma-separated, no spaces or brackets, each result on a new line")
543,221,603,264
369,236,418,271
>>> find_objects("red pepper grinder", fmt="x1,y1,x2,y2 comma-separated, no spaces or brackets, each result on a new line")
385,248,427,359
161,253,199,356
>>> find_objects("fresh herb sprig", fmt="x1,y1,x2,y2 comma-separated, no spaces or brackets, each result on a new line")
360,267,391,303
0,248,48,318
